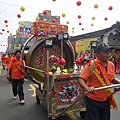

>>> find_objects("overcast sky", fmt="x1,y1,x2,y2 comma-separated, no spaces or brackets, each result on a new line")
0,0,120,52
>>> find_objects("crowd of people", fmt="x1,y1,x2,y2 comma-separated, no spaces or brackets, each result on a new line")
76,49,120,74
0,50,25,105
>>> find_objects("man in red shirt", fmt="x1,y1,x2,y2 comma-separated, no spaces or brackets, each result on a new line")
6,50,25,105
78,43,120,120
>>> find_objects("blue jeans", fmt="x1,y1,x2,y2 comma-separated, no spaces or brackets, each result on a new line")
85,96,110,120
12,78,24,101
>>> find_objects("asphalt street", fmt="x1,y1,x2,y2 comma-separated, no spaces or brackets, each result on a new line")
0,70,120,120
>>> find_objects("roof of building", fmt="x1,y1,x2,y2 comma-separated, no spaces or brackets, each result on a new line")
69,21,120,42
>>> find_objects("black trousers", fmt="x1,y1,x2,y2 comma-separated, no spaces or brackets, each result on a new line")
12,78,24,101
85,96,110,120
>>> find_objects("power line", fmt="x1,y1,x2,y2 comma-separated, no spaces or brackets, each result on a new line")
0,1,43,11
0,10,36,18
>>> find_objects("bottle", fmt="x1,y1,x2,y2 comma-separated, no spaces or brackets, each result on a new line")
57,66,60,75
73,62,78,74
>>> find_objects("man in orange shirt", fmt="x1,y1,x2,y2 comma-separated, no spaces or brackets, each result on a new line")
78,43,120,120
6,50,25,105
1,53,6,70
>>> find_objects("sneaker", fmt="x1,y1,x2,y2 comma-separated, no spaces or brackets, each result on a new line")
13,96,17,100
19,100,25,105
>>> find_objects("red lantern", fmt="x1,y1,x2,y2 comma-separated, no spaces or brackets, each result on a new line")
76,57,82,65
17,14,21,18
43,10,47,15
104,17,108,21
59,58,66,65
76,1,81,6
78,15,81,19
79,22,82,25
82,28,84,30
0,32,2,35
2,29,5,32
52,19,56,23
7,31,9,33
19,26,23,29
109,6,113,11
4,20,8,23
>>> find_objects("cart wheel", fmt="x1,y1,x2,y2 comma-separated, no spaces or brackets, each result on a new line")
36,95,40,104
80,111,86,120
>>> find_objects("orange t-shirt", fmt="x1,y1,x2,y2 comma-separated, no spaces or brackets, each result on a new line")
80,58,115,101
8,57,24,79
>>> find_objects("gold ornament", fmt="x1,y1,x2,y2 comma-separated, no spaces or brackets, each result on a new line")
21,22,24,25
92,16,95,20
66,21,69,24
5,24,8,27
36,17,40,21
94,4,98,9
20,6,25,12
62,13,66,17
72,27,74,30
91,24,94,26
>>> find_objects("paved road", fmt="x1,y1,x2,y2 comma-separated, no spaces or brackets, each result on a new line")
0,70,120,120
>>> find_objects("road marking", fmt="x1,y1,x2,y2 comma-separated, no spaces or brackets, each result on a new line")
67,112,83,120
24,78,28,81
34,84,39,88
28,84,36,97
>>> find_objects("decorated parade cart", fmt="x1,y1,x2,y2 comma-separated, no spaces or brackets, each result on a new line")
21,21,87,119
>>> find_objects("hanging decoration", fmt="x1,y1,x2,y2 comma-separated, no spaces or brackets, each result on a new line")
21,22,24,26
92,16,95,20
0,32,2,35
20,6,25,12
94,4,98,9
43,10,48,15
36,17,40,21
79,22,82,25
82,28,84,30
66,21,69,24
72,31,74,33
10,33,12,36
5,24,8,27
7,30,9,33
76,1,81,6
78,15,81,19
16,30,19,33
72,27,74,30
109,6,113,11
91,24,94,26
62,13,66,17
19,26,23,30
52,0,56,2
2,29,5,32
104,17,108,21
4,20,8,23
17,14,21,18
